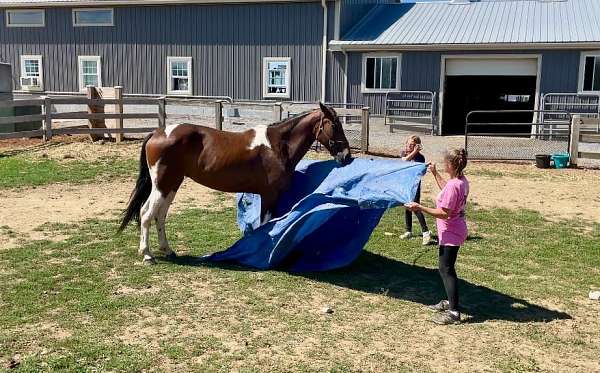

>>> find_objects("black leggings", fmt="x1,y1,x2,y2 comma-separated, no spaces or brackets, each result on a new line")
439,245,460,311
405,185,429,233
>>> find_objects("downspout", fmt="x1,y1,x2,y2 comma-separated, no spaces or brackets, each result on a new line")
321,0,328,103
342,49,348,105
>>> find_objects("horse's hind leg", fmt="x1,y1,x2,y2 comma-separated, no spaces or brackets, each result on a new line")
155,179,182,259
139,187,164,265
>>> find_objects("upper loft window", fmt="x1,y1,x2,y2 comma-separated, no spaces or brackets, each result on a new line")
6,9,45,27
73,8,113,27
581,52,600,92
362,54,400,93
263,57,291,98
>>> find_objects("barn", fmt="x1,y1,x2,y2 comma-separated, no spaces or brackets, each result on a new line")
329,0,600,134
1,0,600,135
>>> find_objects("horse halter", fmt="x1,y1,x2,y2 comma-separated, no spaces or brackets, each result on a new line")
314,113,346,153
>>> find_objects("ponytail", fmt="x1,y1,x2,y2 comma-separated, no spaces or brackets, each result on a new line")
445,148,468,177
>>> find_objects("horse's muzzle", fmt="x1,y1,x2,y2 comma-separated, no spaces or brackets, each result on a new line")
335,148,352,166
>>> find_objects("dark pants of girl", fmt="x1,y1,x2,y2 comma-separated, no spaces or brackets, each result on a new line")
405,185,429,233
438,245,460,311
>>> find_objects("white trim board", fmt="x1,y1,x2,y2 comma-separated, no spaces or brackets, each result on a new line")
0,0,319,7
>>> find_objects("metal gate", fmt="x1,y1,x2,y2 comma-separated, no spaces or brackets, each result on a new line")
384,91,437,135
541,93,600,135
465,110,571,160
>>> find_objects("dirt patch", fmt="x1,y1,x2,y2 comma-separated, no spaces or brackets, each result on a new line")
0,178,234,250
421,162,600,224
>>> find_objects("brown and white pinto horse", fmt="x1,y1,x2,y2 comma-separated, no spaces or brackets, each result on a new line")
118,103,351,264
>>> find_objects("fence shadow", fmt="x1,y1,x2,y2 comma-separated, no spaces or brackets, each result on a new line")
165,251,571,324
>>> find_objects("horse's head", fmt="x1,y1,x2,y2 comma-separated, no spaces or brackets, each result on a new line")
316,102,352,165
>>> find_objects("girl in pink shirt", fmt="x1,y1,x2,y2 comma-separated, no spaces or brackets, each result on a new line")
405,148,469,325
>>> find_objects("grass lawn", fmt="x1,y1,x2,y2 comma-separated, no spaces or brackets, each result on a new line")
0,142,598,371
0,201,598,372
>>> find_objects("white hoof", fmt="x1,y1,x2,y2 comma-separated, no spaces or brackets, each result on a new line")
142,255,157,265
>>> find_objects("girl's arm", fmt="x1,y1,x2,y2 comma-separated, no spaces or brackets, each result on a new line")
401,148,419,161
429,163,446,190
405,203,450,220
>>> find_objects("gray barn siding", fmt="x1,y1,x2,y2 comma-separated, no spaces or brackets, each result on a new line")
342,49,583,115
0,2,332,101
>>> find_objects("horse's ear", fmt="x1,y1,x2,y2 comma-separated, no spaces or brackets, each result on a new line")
319,102,333,118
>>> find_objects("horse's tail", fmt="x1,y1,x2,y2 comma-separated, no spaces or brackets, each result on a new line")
118,134,153,233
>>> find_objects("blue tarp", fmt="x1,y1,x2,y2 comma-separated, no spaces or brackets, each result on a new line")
202,158,427,272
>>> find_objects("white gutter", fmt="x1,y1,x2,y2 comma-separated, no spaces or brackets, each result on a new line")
330,41,600,52
320,0,328,103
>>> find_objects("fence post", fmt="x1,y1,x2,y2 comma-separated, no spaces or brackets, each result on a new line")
272,102,283,122
158,96,167,129
86,86,104,141
361,107,370,153
214,100,224,131
41,95,52,142
569,115,581,167
114,86,124,142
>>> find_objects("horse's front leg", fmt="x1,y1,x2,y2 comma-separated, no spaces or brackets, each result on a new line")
259,192,280,226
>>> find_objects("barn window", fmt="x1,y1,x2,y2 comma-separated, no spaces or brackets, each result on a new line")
582,55,600,92
73,9,113,27
167,57,192,95
263,58,291,98
19,55,43,91
78,56,102,91
362,54,400,92
6,9,45,27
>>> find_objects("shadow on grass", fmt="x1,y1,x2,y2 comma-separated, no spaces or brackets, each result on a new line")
163,251,571,324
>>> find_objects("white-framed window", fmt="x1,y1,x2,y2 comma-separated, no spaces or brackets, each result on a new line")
167,57,192,95
72,8,113,27
362,54,401,93
6,9,45,27
19,55,43,91
263,57,291,98
78,56,102,91
579,51,600,93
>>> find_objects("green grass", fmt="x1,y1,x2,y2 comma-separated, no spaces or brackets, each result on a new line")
0,156,137,189
0,202,598,371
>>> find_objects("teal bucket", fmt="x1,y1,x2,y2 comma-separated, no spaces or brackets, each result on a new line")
551,153,570,169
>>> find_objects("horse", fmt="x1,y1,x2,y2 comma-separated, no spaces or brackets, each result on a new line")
118,103,352,264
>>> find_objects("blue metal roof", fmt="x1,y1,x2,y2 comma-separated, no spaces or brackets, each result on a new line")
331,0,600,48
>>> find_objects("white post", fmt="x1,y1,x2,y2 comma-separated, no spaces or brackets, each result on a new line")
42,95,52,141
114,86,123,142
569,115,581,167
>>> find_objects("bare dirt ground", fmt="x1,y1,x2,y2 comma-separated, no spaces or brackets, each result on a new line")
1,138,599,250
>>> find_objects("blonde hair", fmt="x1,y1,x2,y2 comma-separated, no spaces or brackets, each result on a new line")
444,148,468,177
407,135,422,145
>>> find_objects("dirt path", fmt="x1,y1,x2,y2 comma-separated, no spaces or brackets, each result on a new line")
0,178,234,250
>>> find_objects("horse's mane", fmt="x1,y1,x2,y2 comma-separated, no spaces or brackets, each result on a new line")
268,110,314,128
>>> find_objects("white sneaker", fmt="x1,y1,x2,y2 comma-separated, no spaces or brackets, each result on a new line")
400,232,413,239
422,231,433,246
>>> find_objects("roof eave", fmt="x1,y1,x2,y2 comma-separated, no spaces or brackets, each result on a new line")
330,42,600,52
0,0,316,7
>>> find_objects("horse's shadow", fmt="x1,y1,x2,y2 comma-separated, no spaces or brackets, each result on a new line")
165,251,571,324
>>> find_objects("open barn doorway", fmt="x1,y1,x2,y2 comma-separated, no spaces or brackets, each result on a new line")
440,57,539,135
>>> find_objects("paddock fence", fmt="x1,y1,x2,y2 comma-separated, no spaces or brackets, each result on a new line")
465,110,572,160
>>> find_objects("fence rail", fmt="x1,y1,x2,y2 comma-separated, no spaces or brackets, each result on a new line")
0,93,371,152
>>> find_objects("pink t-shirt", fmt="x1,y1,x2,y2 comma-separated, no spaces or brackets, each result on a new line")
436,176,469,246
